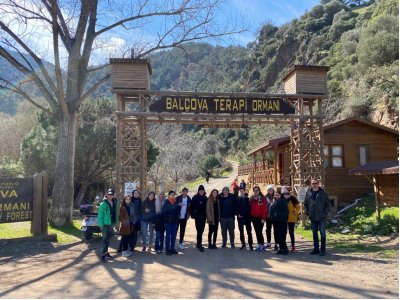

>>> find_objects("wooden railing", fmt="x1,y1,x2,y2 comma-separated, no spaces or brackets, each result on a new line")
238,163,291,186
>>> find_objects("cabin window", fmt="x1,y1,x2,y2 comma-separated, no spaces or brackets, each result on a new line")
323,145,344,168
359,144,370,166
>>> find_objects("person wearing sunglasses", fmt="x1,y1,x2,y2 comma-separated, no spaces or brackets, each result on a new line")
304,178,331,256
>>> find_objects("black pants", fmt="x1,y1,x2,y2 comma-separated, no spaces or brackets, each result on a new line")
275,221,288,251
121,234,130,251
251,216,264,245
129,224,140,250
238,217,253,246
265,218,272,243
178,218,187,244
272,221,278,245
208,223,218,245
195,218,206,247
288,222,295,247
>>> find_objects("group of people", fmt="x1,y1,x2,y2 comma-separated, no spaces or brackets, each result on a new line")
97,178,331,263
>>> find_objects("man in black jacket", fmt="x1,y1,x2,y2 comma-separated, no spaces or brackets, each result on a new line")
304,178,331,256
219,186,237,248
236,187,253,250
191,185,208,252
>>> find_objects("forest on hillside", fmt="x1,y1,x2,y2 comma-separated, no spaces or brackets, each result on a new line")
0,0,398,204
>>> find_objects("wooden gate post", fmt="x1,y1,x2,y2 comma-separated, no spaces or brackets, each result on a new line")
41,171,48,235
31,172,43,236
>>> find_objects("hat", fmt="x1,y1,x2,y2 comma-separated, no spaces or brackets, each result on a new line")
281,186,289,194
266,185,274,191
131,189,140,195
198,185,205,192
107,189,114,195
182,187,188,192
222,186,229,191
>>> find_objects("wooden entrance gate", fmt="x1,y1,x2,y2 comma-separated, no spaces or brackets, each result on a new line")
110,59,328,199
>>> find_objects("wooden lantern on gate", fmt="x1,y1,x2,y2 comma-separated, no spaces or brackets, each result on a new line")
110,58,152,92
283,65,329,95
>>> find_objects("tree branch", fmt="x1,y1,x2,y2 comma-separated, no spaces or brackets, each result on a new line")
0,77,52,114
78,73,111,106
0,21,58,96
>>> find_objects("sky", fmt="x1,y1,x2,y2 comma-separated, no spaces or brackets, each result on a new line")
223,0,321,46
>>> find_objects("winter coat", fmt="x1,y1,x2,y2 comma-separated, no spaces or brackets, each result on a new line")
219,193,237,219
132,197,142,224
141,198,156,222
206,198,220,225
304,187,330,221
98,198,118,227
176,194,192,220
249,195,268,220
118,204,131,235
287,196,300,223
270,197,289,223
191,194,208,220
266,193,274,219
155,198,166,231
162,198,180,224
236,195,251,220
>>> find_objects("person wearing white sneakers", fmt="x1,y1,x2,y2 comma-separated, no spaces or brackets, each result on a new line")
119,195,133,257
176,187,192,250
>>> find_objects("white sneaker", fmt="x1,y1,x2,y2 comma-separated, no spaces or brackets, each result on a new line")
122,251,129,257
179,243,184,249
126,250,132,257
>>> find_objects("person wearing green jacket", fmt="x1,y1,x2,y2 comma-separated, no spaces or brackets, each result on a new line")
98,189,119,262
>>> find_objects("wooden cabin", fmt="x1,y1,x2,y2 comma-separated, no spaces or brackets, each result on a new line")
238,117,399,208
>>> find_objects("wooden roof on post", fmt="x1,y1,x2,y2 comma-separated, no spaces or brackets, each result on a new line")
349,160,399,175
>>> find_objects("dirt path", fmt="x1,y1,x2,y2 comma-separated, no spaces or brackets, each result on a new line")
0,169,398,299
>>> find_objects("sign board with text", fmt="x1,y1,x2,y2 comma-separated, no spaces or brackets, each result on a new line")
124,182,137,197
149,96,295,114
0,178,33,223
297,186,309,203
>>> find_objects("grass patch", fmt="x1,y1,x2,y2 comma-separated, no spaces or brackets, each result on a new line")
336,195,399,236
0,219,83,244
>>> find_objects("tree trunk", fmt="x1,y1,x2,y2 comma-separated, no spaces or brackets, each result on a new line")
74,181,89,208
49,110,78,226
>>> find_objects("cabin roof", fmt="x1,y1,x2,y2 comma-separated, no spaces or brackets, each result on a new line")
247,136,290,155
323,117,398,135
247,117,398,156
282,65,330,82
349,160,399,175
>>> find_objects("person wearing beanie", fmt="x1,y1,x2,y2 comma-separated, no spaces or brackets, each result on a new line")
190,185,208,252
176,187,192,250
129,189,142,252
282,187,300,253
265,185,275,249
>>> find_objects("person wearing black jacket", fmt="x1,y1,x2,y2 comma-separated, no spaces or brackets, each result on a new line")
236,187,253,250
270,190,289,255
176,187,192,250
219,186,237,248
191,185,208,252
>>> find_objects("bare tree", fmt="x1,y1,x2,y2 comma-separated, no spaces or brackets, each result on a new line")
0,0,243,225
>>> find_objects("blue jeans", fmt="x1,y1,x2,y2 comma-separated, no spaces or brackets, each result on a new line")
311,220,326,252
155,229,165,251
142,220,154,246
164,222,178,251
